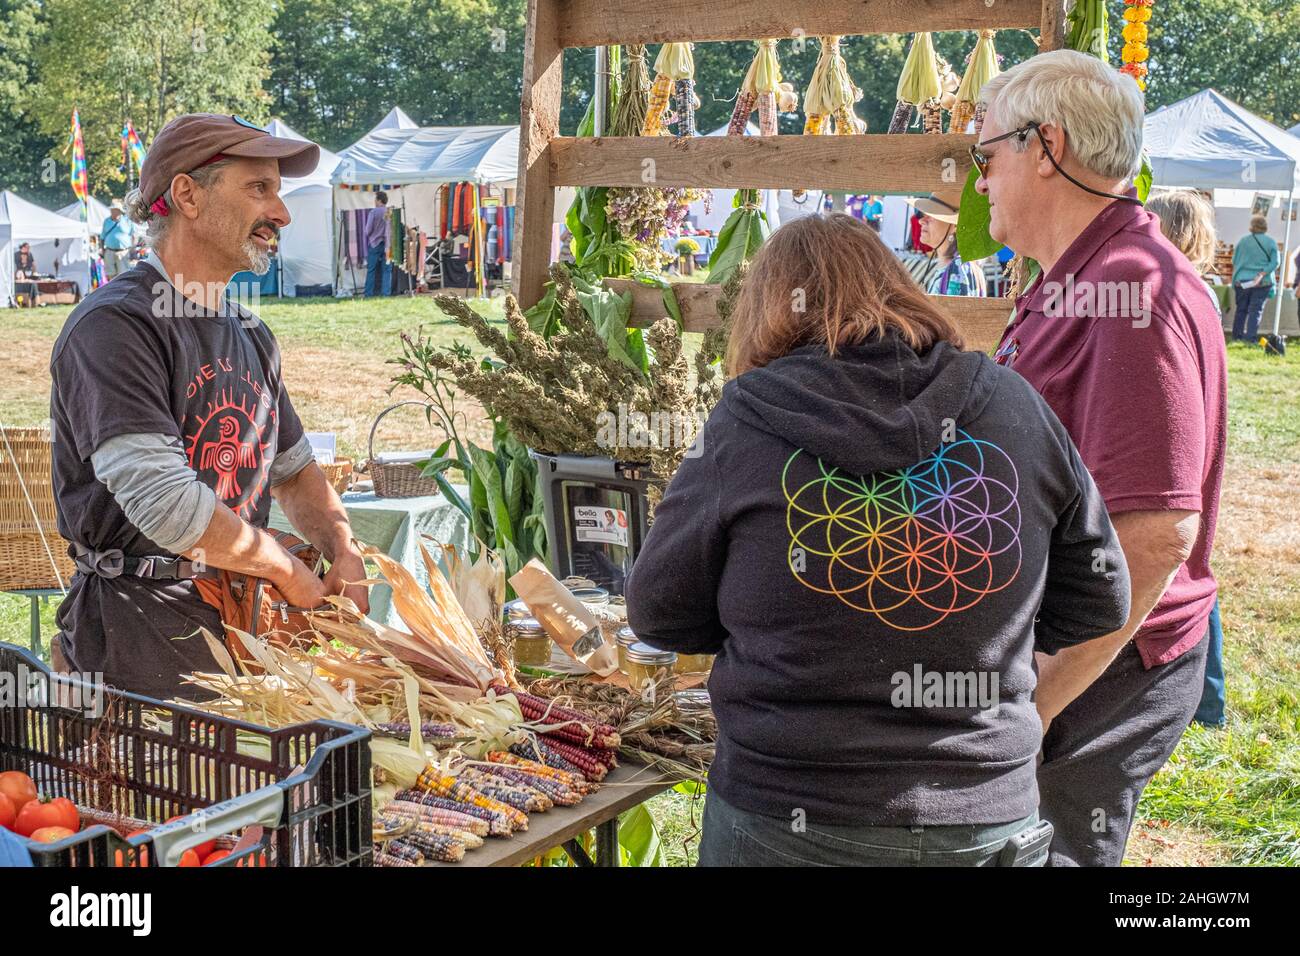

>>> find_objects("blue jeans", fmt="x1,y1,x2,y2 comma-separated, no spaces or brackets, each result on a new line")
364,243,390,297
1194,598,1226,727
1231,284,1270,340
697,789,1042,867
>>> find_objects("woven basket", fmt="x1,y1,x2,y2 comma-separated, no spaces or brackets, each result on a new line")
320,457,354,495
0,426,76,591
360,402,443,499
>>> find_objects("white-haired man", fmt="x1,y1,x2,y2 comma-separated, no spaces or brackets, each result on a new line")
48,114,368,701
974,51,1226,866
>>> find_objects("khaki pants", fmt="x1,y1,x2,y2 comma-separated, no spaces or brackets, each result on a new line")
104,248,129,279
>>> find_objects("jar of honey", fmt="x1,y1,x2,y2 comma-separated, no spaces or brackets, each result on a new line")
624,642,676,692
510,617,552,667
673,652,714,676
615,625,639,674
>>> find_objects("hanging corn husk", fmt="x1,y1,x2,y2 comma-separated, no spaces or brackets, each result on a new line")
730,40,790,136
889,32,942,133
439,538,504,630
643,42,694,136
951,30,1001,133
804,36,862,134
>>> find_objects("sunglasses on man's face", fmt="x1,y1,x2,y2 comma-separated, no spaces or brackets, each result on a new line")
968,123,1037,179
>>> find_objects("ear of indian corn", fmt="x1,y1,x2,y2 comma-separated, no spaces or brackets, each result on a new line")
455,767,554,813
643,74,673,135
375,842,424,867
415,768,530,830
728,90,757,135
383,799,491,836
393,789,513,836
891,32,941,133
392,833,464,864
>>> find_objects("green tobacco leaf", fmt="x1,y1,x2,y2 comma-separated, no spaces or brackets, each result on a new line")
709,203,768,287
468,443,514,544
617,804,663,867
956,167,1004,262
1136,155,1153,203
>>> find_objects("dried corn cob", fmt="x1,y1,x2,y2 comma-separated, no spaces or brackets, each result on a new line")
805,37,861,138
508,739,585,777
475,764,583,806
455,767,554,813
974,101,989,137
375,842,424,867
643,74,673,135
890,32,941,134
833,105,864,134
392,833,464,864
536,735,617,779
950,30,1000,134
514,690,622,748
674,78,696,136
728,90,757,135
416,769,530,831
803,114,827,135
487,752,597,793
406,821,485,850
393,789,513,836
922,100,944,134
383,800,491,837
374,721,460,741
757,93,777,137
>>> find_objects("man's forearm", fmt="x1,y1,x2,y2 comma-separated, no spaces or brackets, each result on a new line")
271,462,355,560
186,502,299,585
1035,509,1200,726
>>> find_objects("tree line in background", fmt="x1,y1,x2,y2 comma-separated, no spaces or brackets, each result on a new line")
1,0,1297,208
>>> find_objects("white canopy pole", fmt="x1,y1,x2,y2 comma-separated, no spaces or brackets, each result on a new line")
1273,186,1294,336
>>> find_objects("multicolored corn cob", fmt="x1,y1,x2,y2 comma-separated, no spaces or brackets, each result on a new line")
833,104,863,134
728,90,757,135
922,100,944,134
375,842,424,867
674,79,696,136
514,690,621,748
373,721,460,741
474,763,584,806
974,101,989,137
455,767,554,813
415,769,530,831
803,114,827,135
487,752,598,793
643,74,673,135
508,739,585,777
392,833,464,864
393,789,514,837
888,100,914,134
383,799,491,837
535,735,617,779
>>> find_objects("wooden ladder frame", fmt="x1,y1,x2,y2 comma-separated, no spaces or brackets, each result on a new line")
514,0,1068,350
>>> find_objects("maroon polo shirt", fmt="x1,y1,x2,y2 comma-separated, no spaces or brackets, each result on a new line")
993,197,1227,668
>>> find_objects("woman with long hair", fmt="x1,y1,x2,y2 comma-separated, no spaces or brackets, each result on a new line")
626,213,1131,866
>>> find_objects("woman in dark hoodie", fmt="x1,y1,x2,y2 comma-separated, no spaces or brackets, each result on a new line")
626,214,1131,866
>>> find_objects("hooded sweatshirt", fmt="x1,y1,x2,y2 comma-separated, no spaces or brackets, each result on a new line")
625,331,1130,827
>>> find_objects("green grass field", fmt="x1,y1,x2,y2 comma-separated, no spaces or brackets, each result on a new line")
2,295,1296,865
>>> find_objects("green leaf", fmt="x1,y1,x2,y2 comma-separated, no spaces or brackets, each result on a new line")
1136,155,1153,203
956,167,1004,263
432,474,472,523
617,804,663,867
708,202,769,287
503,457,525,532
418,457,459,478
468,443,515,545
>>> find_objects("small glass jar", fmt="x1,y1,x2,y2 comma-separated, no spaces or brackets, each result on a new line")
503,598,531,622
615,625,639,675
569,586,609,613
624,642,676,691
673,652,714,676
511,617,552,667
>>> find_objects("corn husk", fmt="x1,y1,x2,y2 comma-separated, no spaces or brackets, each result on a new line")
439,538,504,630
895,32,942,107
805,37,862,134
653,42,694,82
951,30,1001,133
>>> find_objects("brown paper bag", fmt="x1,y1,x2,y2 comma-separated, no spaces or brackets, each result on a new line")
509,559,620,676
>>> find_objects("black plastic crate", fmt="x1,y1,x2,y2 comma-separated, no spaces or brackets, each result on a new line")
0,642,372,867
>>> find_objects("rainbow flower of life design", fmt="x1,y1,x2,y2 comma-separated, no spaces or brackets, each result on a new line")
783,430,1022,631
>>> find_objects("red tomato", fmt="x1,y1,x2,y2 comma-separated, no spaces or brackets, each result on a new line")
166,814,216,859
0,793,15,831
43,797,79,832
114,830,151,867
0,772,37,814
15,799,69,838
201,849,232,866
29,826,76,843
178,848,202,867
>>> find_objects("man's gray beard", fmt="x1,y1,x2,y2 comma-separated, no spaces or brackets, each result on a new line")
242,240,272,275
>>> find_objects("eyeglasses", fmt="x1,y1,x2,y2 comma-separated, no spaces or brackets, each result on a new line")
968,124,1036,180
970,120,1143,206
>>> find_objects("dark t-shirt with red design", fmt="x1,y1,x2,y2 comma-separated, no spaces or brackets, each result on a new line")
48,260,304,700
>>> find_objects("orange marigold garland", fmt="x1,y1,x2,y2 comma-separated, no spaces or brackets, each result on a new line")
1120,0,1153,91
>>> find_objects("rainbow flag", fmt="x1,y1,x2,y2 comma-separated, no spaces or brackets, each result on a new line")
121,120,146,178
67,109,89,215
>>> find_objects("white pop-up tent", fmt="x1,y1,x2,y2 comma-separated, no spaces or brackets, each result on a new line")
57,196,113,234
331,124,519,294
1145,89,1300,332
267,119,343,295
2,191,92,306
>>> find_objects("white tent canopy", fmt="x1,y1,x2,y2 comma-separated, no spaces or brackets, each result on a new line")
2,190,91,306
368,106,419,135
1289,123,1300,138
1144,89,1300,193
57,196,113,234
333,125,519,187
268,119,343,294
1144,89,1299,333
331,124,520,294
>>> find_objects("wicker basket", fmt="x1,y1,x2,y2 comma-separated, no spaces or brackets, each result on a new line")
320,457,354,495
359,402,444,499
0,426,76,591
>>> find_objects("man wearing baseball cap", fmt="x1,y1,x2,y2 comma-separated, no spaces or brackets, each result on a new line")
47,114,368,701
